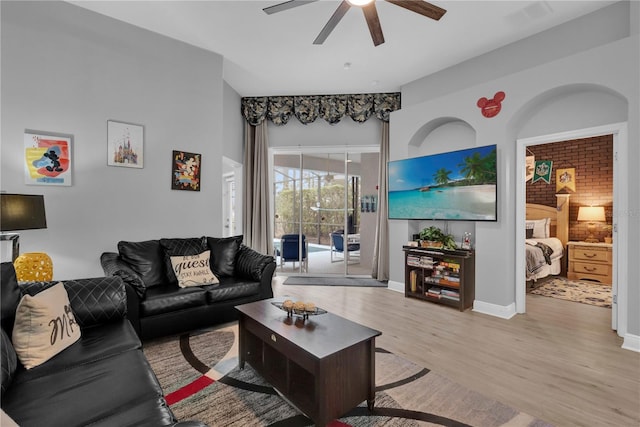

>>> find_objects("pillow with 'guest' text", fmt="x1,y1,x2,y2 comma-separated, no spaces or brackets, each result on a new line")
170,250,219,288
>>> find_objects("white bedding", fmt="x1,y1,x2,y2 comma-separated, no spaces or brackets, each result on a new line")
526,237,564,281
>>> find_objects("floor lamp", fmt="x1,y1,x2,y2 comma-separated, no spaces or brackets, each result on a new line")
0,193,51,279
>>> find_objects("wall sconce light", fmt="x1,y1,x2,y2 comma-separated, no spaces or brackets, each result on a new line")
577,206,605,243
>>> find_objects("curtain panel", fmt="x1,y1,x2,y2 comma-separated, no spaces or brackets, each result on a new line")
372,121,390,281
242,121,273,256
241,92,400,126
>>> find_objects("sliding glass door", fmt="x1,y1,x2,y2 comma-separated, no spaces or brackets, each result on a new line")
271,147,379,277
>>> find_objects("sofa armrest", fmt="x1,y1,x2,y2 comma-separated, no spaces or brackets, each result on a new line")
19,277,127,328
100,252,142,336
100,252,146,298
235,245,276,299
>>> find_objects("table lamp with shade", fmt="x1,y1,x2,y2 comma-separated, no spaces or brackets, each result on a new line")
0,193,52,280
577,206,605,243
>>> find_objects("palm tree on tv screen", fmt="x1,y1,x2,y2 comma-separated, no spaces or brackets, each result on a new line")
433,168,452,186
458,149,496,184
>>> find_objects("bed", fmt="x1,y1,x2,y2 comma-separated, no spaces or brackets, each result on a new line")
525,194,570,282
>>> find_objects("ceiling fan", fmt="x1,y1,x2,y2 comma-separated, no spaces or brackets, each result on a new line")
263,0,446,47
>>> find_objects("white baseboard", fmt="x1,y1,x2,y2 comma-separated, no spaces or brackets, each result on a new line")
622,333,640,352
387,280,404,293
473,300,517,319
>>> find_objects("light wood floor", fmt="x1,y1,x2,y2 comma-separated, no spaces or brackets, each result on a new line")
272,275,640,427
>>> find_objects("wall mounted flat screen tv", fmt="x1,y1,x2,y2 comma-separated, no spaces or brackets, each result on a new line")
388,144,497,221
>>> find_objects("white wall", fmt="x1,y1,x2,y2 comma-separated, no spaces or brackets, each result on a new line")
401,1,632,107
391,2,639,336
1,1,226,279
223,82,244,164
222,82,244,236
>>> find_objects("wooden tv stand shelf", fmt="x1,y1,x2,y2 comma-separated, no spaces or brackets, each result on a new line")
403,246,475,311
567,241,612,285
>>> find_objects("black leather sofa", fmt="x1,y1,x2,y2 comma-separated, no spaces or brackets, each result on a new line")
0,262,206,427
100,236,276,340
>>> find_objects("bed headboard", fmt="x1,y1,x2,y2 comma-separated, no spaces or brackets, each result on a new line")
526,194,570,247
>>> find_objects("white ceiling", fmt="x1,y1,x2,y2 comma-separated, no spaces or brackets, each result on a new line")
68,0,615,97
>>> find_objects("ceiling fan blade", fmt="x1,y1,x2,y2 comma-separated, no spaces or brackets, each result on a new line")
313,1,351,45
263,0,319,15
385,0,446,21
362,3,385,46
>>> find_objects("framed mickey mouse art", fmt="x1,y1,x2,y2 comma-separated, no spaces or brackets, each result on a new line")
172,150,201,191
24,130,73,186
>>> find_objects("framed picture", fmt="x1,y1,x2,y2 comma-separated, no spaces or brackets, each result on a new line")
172,150,201,191
107,120,144,168
24,130,73,186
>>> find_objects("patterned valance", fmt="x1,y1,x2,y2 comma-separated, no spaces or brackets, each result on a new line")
241,92,401,126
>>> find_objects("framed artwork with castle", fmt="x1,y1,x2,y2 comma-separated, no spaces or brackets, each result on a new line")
107,120,144,169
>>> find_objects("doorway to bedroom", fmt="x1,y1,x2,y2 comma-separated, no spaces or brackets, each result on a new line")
516,122,628,336
525,135,613,309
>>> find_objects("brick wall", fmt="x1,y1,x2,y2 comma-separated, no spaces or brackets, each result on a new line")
526,135,613,242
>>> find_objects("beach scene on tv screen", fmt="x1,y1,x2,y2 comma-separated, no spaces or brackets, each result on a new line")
388,145,497,220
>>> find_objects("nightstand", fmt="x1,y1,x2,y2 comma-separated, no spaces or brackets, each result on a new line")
567,242,612,285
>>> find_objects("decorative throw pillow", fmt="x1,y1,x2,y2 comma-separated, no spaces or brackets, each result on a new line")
160,238,207,284
12,282,81,369
1,409,19,427
529,218,550,239
525,222,535,239
169,250,219,288
205,235,243,277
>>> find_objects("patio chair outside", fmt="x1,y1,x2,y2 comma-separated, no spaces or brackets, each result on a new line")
330,229,360,262
280,233,308,271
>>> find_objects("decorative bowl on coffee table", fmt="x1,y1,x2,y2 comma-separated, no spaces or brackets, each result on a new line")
271,302,327,320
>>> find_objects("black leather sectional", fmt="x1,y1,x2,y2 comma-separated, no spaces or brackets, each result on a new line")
0,262,205,427
100,236,276,340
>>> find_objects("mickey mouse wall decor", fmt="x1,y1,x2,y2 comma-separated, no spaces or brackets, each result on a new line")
477,91,506,118
24,130,73,186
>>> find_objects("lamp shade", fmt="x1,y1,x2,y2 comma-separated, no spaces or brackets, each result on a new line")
0,194,47,231
577,206,605,222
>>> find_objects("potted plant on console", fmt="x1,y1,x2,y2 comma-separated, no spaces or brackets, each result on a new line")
419,226,457,250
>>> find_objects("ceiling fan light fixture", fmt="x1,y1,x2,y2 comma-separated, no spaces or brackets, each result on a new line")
347,0,374,7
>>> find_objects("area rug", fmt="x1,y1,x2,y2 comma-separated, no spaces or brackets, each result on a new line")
143,324,552,427
530,277,611,308
283,276,387,287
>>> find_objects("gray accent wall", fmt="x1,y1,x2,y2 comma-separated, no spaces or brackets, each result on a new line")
223,81,243,164
1,1,226,278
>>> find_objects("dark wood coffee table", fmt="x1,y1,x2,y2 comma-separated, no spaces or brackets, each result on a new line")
236,299,381,427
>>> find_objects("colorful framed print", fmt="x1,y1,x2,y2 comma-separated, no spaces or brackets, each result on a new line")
107,120,144,168
172,150,201,191
24,131,72,186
